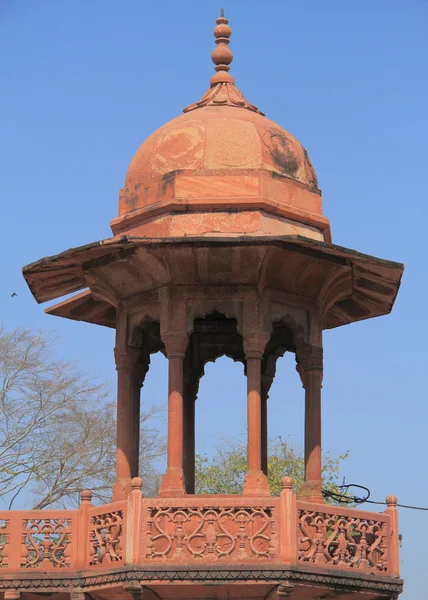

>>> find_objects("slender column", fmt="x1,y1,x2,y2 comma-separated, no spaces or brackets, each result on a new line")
260,373,272,476
243,335,270,496
247,357,263,471
296,344,323,503
159,333,188,496
113,345,141,501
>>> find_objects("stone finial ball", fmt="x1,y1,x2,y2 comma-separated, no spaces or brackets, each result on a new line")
281,476,293,489
131,476,143,490
386,494,398,506
80,489,92,502
214,24,231,39
212,44,233,66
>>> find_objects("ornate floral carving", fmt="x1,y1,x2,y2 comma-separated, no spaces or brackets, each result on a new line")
297,508,389,572
22,518,72,568
89,511,123,566
0,520,9,568
145,505,277,561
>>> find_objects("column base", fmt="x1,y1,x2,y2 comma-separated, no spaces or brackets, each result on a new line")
243,470,271,496
299,480,324,503
159,467,186,497
112,477,132,501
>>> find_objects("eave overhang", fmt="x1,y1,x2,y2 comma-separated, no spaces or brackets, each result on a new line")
22,235,404,331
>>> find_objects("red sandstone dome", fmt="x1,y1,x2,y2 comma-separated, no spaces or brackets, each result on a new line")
123,106,318,205
110,15,331,242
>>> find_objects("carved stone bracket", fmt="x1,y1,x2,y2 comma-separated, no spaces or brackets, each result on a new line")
124,580,143,600
265,583,296,600
277,582,295,597
4,591,21,600
69,591,87,600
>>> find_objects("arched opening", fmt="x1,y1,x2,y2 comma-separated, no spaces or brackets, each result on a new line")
134,319,167,496
185,311,245,494
195,356,246,494
262,322,303,482
139,351,168,496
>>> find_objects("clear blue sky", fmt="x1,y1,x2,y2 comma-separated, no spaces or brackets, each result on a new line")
1,1,427,596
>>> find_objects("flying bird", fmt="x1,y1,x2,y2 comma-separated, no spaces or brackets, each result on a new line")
11,293,17,297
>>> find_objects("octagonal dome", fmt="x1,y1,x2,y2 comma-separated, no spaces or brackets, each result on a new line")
110,14,330,242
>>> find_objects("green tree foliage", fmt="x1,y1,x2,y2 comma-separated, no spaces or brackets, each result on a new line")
195,436,349,502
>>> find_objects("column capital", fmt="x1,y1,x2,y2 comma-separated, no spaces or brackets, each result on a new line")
114,345,141,370
243,332,270,359
296,343,323,371
162,332,189,358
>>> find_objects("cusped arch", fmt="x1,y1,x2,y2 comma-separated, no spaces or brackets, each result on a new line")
187,299,243,335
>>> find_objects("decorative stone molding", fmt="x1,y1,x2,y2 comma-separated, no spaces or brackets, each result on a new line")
162,333,189,359
295,344,323,389
0,566,404,595
243,333,270,359
295,344,323,371
114,346,141,370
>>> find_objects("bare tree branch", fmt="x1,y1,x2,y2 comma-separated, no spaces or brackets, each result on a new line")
0,326,166,509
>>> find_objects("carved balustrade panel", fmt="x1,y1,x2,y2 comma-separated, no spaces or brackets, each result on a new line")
22,518,72,569
0,519,9,568
89,508,125,566
297,504,390,573
144,502,279,563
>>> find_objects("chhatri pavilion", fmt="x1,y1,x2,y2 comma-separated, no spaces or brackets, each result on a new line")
8,10,405,600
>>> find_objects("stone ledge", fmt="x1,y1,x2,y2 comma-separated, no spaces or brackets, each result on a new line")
0,565,403,595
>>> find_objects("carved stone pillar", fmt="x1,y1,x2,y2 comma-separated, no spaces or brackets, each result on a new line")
159,333,188,496
243,334,270,496
113,345,141,501
296,343,323,503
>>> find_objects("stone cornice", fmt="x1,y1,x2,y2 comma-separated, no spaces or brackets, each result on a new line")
0,565,403,595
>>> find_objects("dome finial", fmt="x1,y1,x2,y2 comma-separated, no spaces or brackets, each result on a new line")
211,10,235,86
183,11,264,115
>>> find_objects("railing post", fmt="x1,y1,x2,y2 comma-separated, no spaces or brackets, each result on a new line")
385,494,400,577
6,512,23,570
75,490,93,569
126,477,143,565
279,476,297,564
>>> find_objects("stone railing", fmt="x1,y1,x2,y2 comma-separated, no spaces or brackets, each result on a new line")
297,499,397,573
143,497,279,562
0,479,400,577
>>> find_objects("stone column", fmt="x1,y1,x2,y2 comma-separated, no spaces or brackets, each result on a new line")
113,345,141,501
296,344,324,503
159,333,188,496
243,335,270,496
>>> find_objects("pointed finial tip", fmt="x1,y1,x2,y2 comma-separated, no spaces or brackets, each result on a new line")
220,8,225,17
